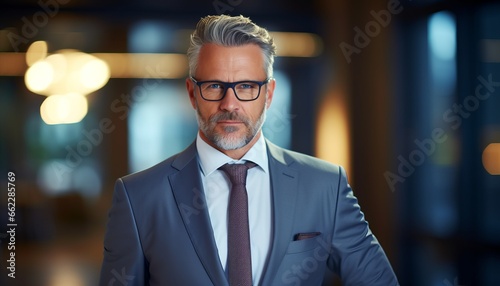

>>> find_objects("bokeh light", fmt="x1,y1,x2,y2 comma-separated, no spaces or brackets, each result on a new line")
40,93,88,125
483,143,500,175
26,40,48,66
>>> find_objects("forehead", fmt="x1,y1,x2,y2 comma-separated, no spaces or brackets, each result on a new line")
195,43,265,79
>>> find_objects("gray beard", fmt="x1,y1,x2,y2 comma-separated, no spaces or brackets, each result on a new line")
196,102,267,150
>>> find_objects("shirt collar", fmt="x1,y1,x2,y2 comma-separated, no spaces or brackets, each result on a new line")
196,132,269,177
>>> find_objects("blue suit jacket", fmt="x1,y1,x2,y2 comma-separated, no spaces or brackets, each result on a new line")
100,141,398,285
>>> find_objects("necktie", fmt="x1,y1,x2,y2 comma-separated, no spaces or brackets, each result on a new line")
219,161,256,286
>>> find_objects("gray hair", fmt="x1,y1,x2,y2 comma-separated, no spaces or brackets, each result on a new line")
187,15,276,78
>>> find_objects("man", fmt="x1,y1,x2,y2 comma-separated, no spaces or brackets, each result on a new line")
100,15,398,286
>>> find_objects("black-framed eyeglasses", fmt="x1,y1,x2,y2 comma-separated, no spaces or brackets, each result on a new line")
190,77,271,101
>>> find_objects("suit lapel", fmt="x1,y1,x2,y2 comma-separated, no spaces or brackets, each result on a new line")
169,143,228,286
259,141,299,286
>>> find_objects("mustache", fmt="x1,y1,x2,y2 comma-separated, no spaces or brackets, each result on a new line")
209,112,249,124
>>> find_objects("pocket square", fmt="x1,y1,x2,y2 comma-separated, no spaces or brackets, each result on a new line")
293,232,321,241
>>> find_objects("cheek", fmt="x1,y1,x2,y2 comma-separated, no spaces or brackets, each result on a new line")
196,102,219,117
246,102,266,120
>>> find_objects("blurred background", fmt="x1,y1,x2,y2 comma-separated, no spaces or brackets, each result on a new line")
1,0,499,285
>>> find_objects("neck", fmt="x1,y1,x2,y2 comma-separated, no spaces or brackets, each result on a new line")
200,131,262,160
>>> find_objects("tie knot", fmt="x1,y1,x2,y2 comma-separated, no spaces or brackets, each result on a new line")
219,161,256,185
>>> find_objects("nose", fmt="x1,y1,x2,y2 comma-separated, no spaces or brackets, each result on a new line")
219,87,240,112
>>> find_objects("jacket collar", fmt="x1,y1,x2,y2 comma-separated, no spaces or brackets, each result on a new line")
170,140,299,286
259,140,299,286
169,142,229,286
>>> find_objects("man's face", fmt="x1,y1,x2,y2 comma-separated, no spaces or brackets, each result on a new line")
186,43,275,151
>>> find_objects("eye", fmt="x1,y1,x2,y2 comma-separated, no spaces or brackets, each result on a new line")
206,83,224,89
238,82,258,89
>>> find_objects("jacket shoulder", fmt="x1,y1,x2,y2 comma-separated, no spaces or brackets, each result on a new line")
121,155,177,184
267,141,343,176
119,142,197,188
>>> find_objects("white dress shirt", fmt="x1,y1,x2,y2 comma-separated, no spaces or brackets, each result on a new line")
196,132,272,285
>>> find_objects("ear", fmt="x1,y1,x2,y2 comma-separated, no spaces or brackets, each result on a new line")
265,78,276,109
186,77,197,109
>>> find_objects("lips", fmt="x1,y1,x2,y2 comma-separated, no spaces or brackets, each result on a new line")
218,120,243,124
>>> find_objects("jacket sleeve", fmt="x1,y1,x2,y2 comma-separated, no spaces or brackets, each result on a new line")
99,179,148,286
328,166,399,285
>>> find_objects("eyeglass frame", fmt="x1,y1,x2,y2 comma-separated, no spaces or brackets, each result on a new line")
190,76,271,102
